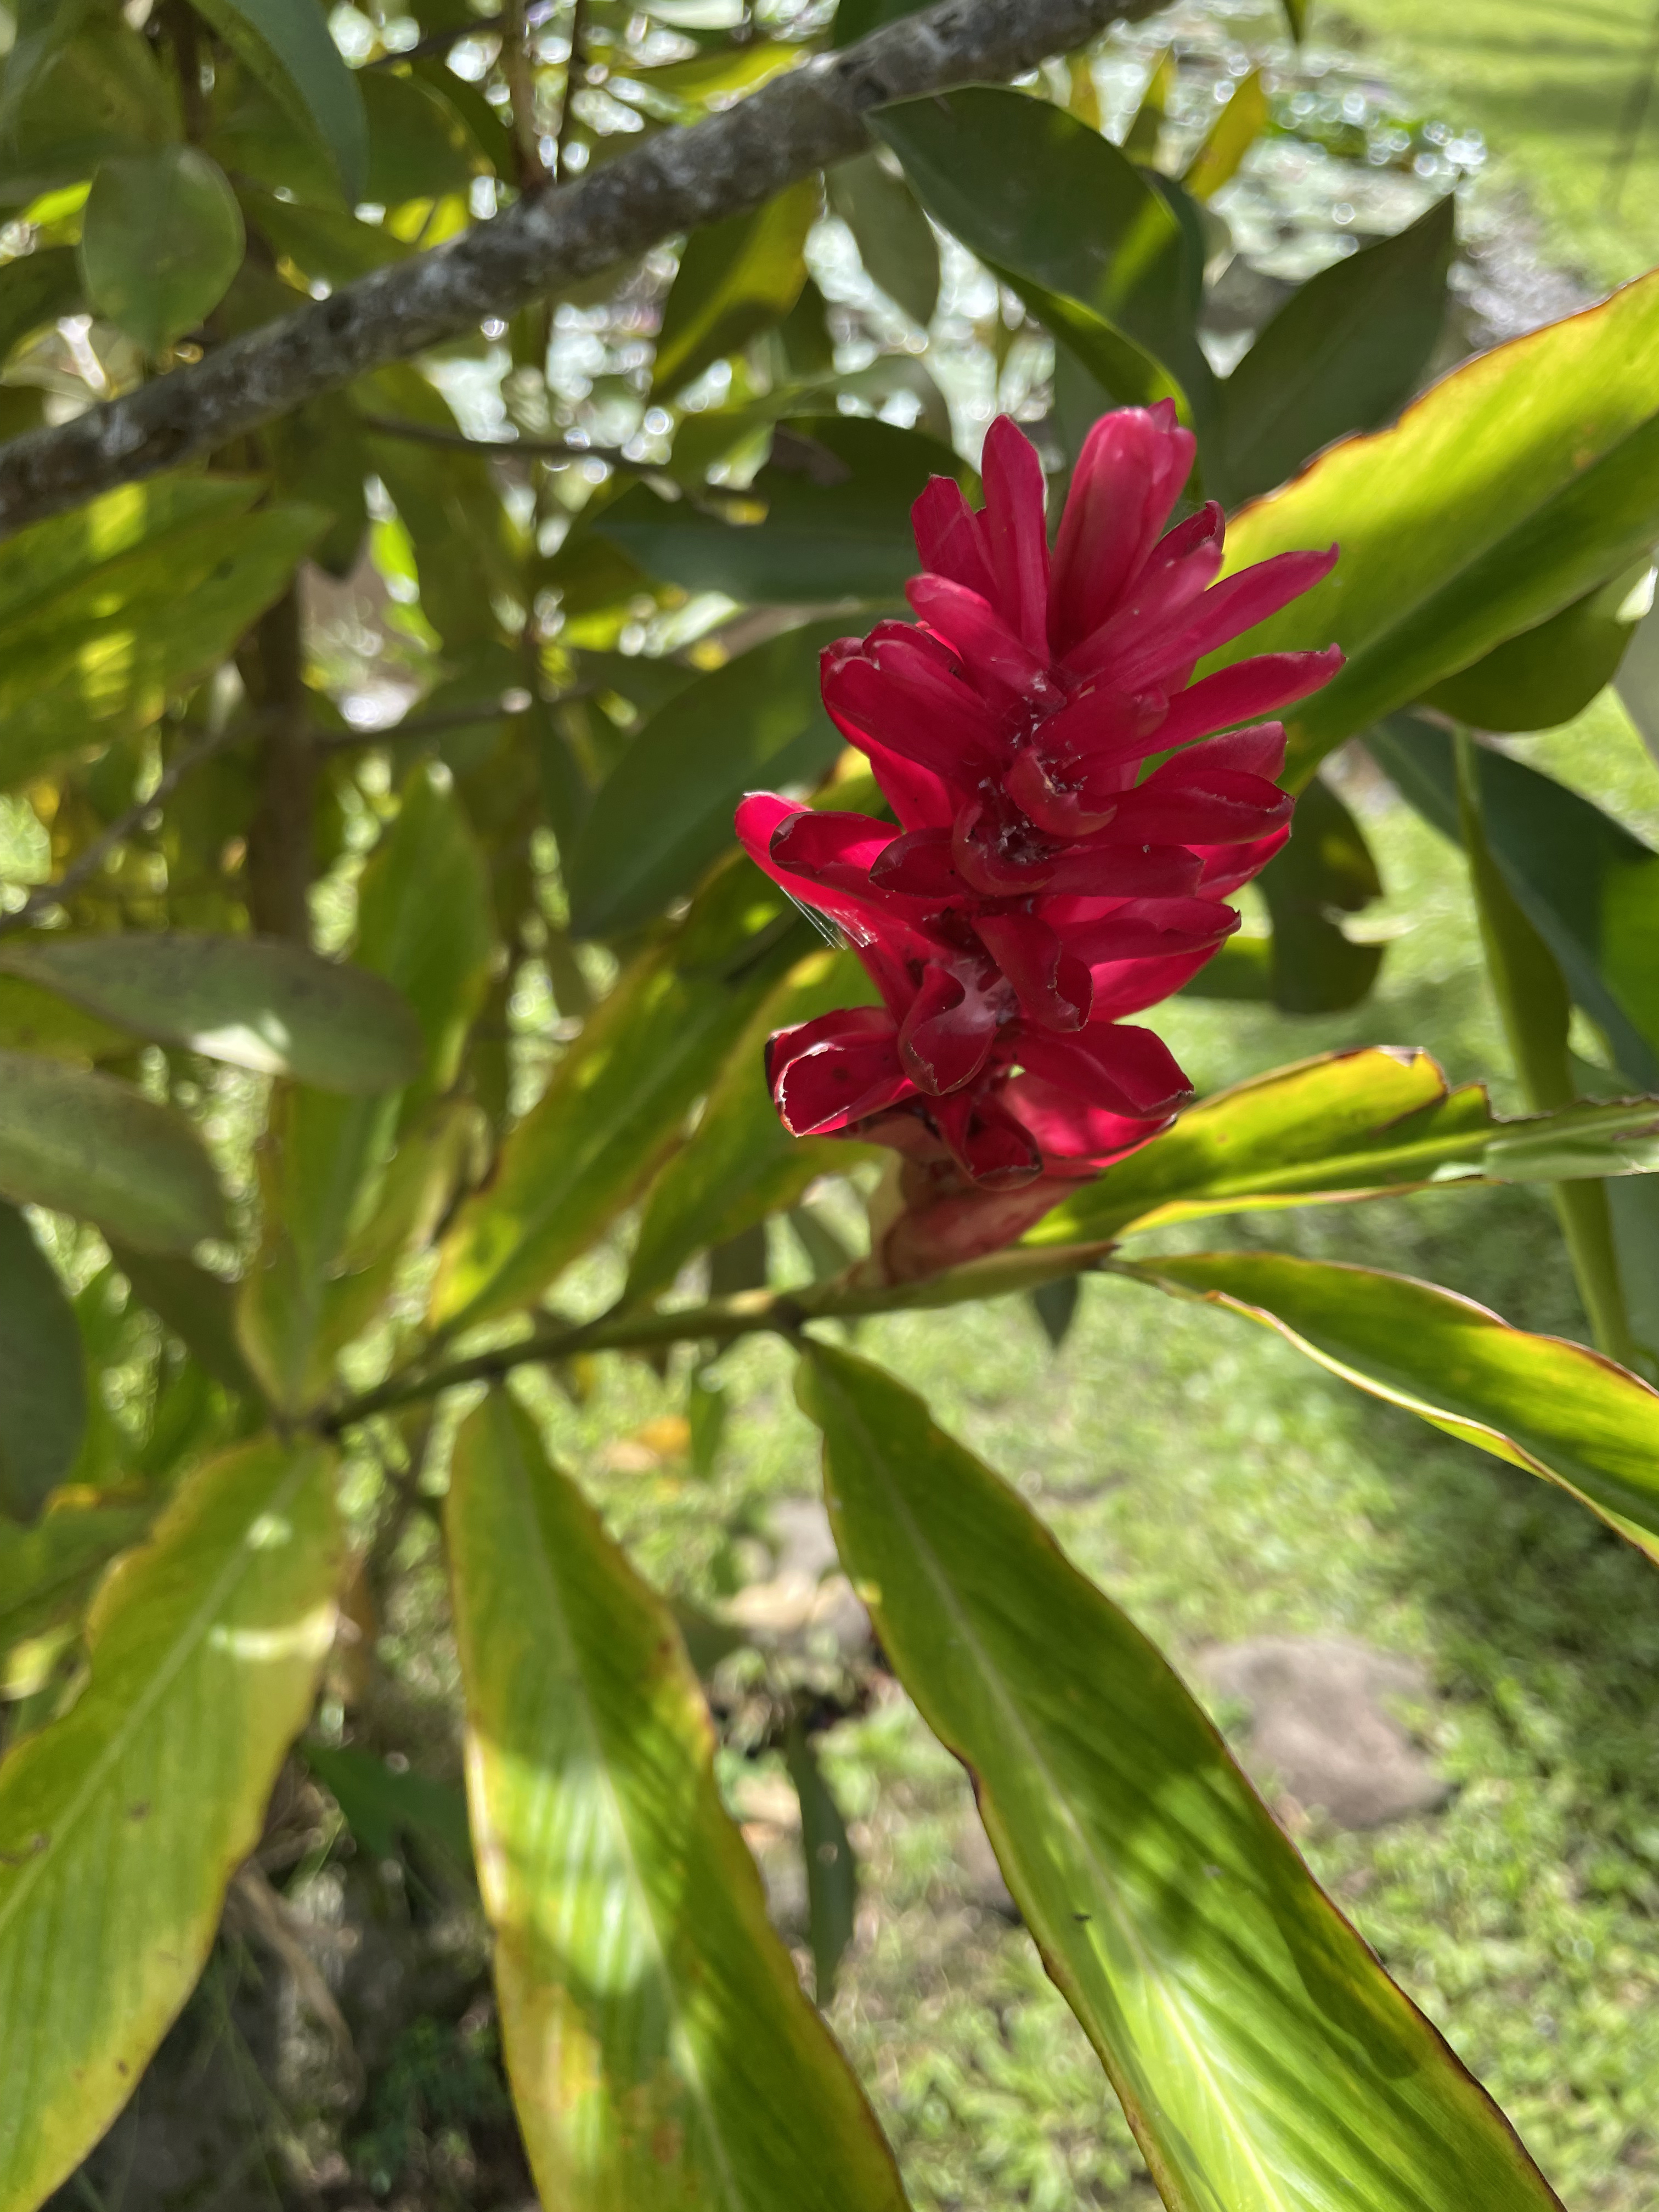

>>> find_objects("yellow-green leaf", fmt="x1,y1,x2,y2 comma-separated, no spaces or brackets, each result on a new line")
0,1435,340,2212
447,1390,909,2211
800,1340,1564,2211
1124,1250,1659,1554
651,179,819,399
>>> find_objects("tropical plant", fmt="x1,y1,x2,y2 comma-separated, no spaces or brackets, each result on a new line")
1,0,1657,2205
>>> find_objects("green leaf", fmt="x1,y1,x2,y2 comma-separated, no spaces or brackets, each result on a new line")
0,933,422,1093
0,1049,225,1254
240,180,410,283
1029,1272,1081,1350
597,416,967,608
79,146,244,356
799,1340,1561,2210
832,0,929,41
447,1389,910,2210
361,66,478,207
1215,265,1659,783
1220,196,1453,505
434,865,806,1332
1254,770,1385,1012
826,151,938,326
237,766,494,1412
652,179,819,399
1282,0,1309,38
1180,67,1269,201
0,245,81,364
877,89,1214,437
783,1722,857,2007
566,619,850,941
0,1434,340,2212
0,1500,151,1670
109,1246,258,1398
188,0,368,202
1370,715,1659,1089
1025,1044,1659,1248
303,1741,473,1885
0,1200,84,1522
1421,557,1654,731
0,21,178,202
0,476,324,790
1124,1249,1659,1554
625,947,874,1305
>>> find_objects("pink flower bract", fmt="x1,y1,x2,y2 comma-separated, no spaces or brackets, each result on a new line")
738,403,1342,1193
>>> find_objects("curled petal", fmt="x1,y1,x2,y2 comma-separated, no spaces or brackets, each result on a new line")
1150,722,1288,782
912,474,997,601
897,960,1002,1095
1032,839,1205,898
1153,646,1344,752
768,1006,916,1135
1048,400,1195,657
1104,771,1293,847
824,639,1003,783
979,415,1052,658
1086,948,1223,1020
974,910,1092,1032
930,1085,1046,1189
770,808,899,893
1193,825,1292,900
871,825,971,900
1005,747,1121,839
1015,1020,1191,1118
1066,895,1240,966
951,797,1062,896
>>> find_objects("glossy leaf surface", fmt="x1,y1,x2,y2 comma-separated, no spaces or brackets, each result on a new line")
652,179,819,398
1372,716,1659,1088
1128,1250,1659,1551
0,1050,225,1254
435,868,805,1331
878,89,1212,433
597,417,964,608
1220,197,1453,504
79,146,244,354
447,1390,909,2212
1217,266,1659,780
1423,558,1654,732
1028,1047,1659,1248
800,1341,1562,2211
0,1200,85,1521
0,933,422,1092
0,1436,340,2212
565,620,849,941
189,0,368,201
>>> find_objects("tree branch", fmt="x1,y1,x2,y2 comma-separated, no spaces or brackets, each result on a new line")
0,0,1144,537
319,1239,1114,1432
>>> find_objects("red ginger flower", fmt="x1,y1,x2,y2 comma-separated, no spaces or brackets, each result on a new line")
737,403,1342,1195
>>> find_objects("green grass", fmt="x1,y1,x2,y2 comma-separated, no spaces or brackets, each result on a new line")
1328,0,1659,287
467,695,1659,2208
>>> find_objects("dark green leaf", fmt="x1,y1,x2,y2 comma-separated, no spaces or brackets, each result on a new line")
832,0,929,41
0,1050,226,1254
1422,556,1652,731
1029,1272,1080,1351
877,89,1214,436
0,22,178,202
362,66,478,207
800,1341,1562,2208
1220,197,1453,504
596,416,967,607
826,152,938,326
79,146,244,356
652,179,819,399
1256,770,1386,1012
446,1390,911,2209
0,1200,84,1521
0,933,422,1093
565,619,850,941
240,182,409,284
189,0,369,202
109,1246,258,1398
1126,1250,1659,1554
0,1499,150,1661
303,1742,473,1883
1370,715,1659,1088
783,1723,857,2006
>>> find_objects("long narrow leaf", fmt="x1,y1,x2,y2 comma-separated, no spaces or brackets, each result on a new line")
447,1390,910,2211
800,1341,1562,2211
